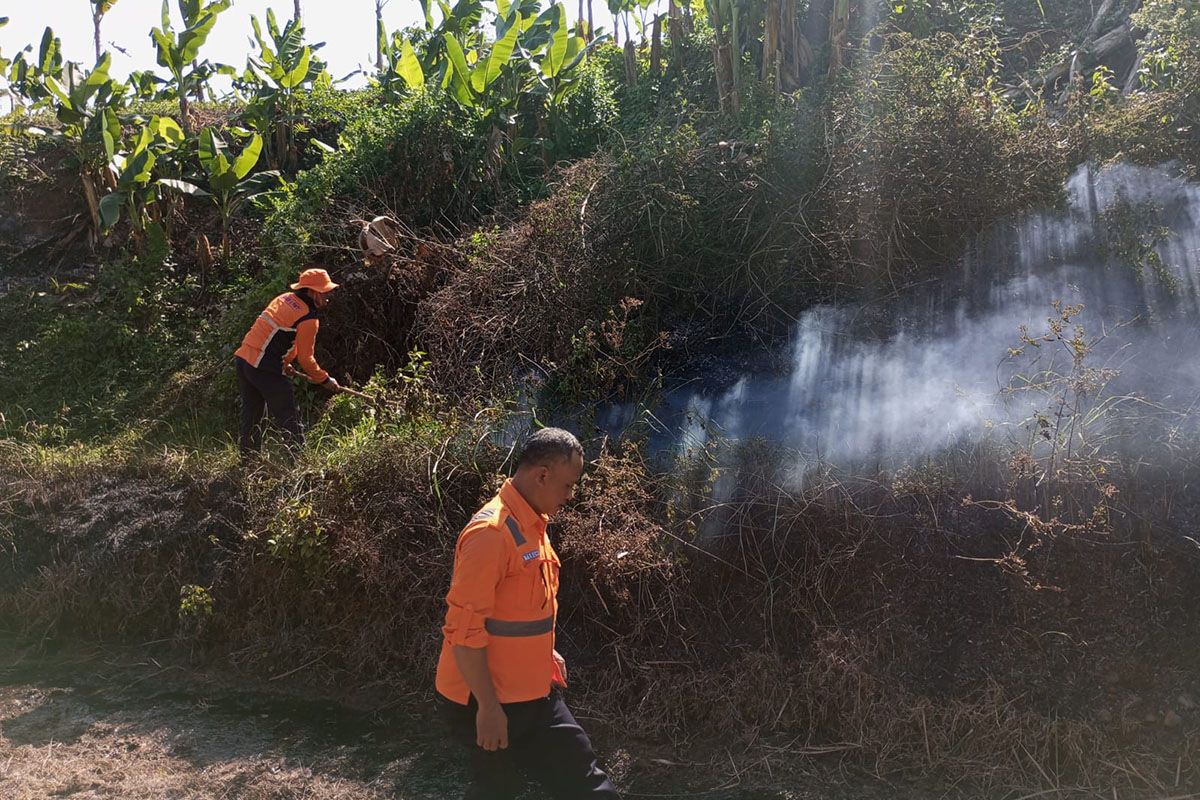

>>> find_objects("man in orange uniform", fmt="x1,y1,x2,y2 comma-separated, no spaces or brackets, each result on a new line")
436,428,620,799
233,267,341,453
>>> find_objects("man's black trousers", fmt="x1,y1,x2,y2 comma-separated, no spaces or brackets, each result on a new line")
235,356,303,453
437,689,620,799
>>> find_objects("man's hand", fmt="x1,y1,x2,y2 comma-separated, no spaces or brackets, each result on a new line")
552,649,568,688
322,376,340,392
475,701,509,751
283,364,298,378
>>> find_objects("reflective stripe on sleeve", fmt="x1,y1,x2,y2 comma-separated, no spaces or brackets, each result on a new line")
484,616,554,637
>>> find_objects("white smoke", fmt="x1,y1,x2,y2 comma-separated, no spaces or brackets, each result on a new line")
606,162,1200,473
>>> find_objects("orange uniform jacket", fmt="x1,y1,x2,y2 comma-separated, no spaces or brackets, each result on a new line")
436,480,562,705
234,291,329,383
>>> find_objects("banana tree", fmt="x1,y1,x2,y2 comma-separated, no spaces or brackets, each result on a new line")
161,130,281,258
377,32,427,99
150,0,233,135
127,69,169,100
411,0,486,78
704,0,742,112
20,49,127,238
440,11,524,178
98,116,185,239
608,0,641,84
236,10,328,172
528,3,596,158
6,27,67,106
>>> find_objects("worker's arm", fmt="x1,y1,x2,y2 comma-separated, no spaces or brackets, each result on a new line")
442,527,508,750
453,645,507,750
284,318,335,387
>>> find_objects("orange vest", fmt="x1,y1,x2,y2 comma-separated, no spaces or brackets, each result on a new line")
436,480,561,705
234,292,328,382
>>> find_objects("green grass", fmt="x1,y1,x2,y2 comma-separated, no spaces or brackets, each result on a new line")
0,255,230,446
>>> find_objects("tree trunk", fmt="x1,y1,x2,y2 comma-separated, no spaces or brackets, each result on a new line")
709,2,738,113
1123,49,1144,94
802,0,835,83
294,0,302,21
375,0,386,71
1069,0,1120,89
1005,22,1136,101
729,4,741,99
179,93,192,137
93,10,103,63
827,0,855,79
80,172,101,243
782,0,803,90
587,0,594,42
650,14,663,75
668,0,684,43
623,37,638,87
763,0,781,88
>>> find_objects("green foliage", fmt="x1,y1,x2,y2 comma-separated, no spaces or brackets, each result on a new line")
827,28,1066,281
551,54,619,158
0,257,216,443
236,10,330,172
391,0,601,169
1132,0,1200,91
263,92,486,262
6,27,67,106
1099,194,1178,290
150,0,234,131
265,498,330,575
100,115,185,232
178,583,214,618
162,129,281,256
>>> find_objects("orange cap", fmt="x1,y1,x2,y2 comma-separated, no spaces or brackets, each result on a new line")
290,268,340,293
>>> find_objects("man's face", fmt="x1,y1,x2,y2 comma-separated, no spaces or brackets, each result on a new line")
312,290,331,309
533,452,585,517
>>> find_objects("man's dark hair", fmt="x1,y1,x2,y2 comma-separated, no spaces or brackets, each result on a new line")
516,427,583,469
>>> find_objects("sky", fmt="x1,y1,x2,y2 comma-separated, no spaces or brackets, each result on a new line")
0,0,428,86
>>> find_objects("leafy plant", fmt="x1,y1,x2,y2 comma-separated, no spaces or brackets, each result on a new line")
376,32,427,99
6,27,68,107
13,43,128,238
178,583,214,618
99,116,186,238
162,129,281,257
236,10,329,171
150,0,233,134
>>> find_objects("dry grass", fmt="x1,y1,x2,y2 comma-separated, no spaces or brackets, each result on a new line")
3,429,1200,797
0,684,399,799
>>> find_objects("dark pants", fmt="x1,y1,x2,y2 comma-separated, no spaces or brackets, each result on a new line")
235,357,303,453
438,690,620,800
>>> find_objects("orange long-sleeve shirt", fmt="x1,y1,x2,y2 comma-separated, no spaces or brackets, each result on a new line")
435,480,561,705
234,291,329,383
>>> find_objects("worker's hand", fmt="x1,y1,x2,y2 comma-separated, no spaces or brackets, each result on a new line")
321,376,340,392
552,649,568,688
475,701,508,751
283,364,298,378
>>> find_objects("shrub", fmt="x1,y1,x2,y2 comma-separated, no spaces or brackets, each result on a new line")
262,91,488,267
826,29,1067,287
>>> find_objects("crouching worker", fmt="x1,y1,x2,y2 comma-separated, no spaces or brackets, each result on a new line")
233,267,341,454
436,428,620,799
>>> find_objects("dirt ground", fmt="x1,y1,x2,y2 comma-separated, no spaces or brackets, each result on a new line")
0,643,901,800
